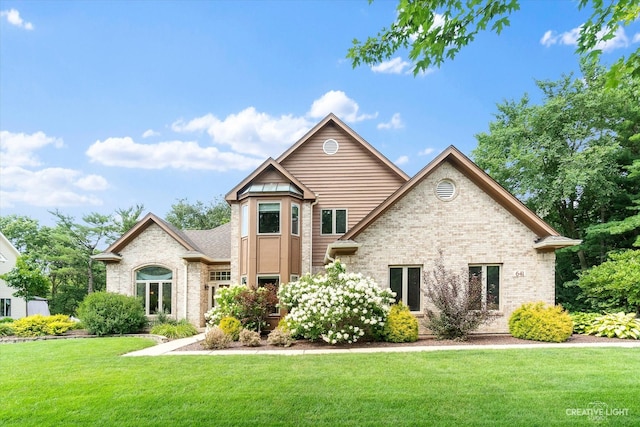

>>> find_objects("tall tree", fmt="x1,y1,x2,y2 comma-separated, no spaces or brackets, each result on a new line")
472,62,639,310
50,210,118,294
114,204,145,234
0,256,50,316
165,197,231,230
348,0,640,82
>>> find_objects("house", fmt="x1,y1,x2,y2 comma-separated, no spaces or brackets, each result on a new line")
95,114,579,332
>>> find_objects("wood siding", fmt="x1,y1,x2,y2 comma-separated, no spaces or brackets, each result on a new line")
279,123,407,266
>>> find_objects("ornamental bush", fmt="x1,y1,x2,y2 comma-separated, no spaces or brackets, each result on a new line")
77,292,147,336
218,316,242,341
267,327,293,347
0,323,14,336
204,285,245,326
586,312,640,339
150,319,198,339
278,260,395,344
239,329,261,347
383,302,419,343
202,326,231,350
204,284,277,333
509,302,573,343
570,312,601,334
11,314,75,337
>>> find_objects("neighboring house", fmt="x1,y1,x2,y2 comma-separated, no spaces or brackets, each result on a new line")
95,114,580,331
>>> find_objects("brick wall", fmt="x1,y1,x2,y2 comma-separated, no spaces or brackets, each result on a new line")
341,162,556,333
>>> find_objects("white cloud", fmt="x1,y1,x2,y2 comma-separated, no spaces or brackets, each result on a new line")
377,113,404,130
0,130,109,208
142,129,160,138
1,9,34,30
172,108,311,158
0,130,64,167
418,147,435,156
541,26,634,52
308,90,377,123
86,137,264,171
0,166,104,208
371,57,412,74
634,33,640,43
395,155,409,166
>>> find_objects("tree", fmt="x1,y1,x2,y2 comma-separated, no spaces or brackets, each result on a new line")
165,197,230,230
347,0,640,83
114,204,145,234
473,62,639,272
50,210,118,294
0,256,50,316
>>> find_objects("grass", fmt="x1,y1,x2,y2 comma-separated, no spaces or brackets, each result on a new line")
1,338,639,426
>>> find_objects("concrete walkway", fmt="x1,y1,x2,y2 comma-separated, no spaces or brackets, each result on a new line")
123,333,640,357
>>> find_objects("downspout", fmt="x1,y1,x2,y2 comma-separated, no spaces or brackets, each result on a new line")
309,194,320,274
182,259,189,322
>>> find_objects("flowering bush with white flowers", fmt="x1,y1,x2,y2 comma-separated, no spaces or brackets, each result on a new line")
204,284,245,328
278,260,395,344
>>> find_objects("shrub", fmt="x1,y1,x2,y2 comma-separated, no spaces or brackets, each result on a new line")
586,312,640,339
239,328,261,347
509,302,573,342
10,314,74,337
0,317,14,323
150,319,198,339
77,292,147,336
202,326,231,350
0,323,14,336
570,312,601,334
279,260,395,344
423,254,497,341
151,310,176,327
218,316,242,341
235,285,278,333
267,327,293,347
204,285,245,326
383,302,419,343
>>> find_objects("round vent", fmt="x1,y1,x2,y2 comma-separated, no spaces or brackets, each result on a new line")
323,139,339,155
436,179,456,200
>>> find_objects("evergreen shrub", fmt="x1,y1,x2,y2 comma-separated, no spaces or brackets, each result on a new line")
509,302,573,342
77,292,147,336
383,302,419,343
218,316,243,341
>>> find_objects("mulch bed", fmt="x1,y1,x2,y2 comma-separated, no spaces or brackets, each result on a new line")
176,333,631,352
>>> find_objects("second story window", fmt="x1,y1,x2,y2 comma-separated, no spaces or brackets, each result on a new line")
321,209,347,235
258,202,280,234
291,204,300,235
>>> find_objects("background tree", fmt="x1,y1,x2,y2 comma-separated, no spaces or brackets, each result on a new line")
472,61,639,309
348,0,640,82
0,256,50,316
165,197,231,229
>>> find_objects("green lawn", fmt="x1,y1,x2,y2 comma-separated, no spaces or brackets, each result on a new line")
0,338,638,426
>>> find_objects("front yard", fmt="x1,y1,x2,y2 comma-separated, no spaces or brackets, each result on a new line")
1,338,638,426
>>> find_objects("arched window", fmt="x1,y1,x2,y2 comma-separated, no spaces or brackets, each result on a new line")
136,266,172,315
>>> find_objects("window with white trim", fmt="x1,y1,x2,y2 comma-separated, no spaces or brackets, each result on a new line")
291,203,300,236
468,265,500,310
209,271,231,282
241,204,249,237
321,209,347,235
258,202,280,234
136,266,172,315
0,298,11,317
389,266,421,311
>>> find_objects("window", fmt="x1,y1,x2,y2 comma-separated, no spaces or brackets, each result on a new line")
258,202,280,234
291,203,300,235
209,271,231,282
389,266,421,311
469,265,500,310
0,298,10,317
136,266,172,315
241,204,249,237
290,275,299,282
257,276,280,315
321,209,347,235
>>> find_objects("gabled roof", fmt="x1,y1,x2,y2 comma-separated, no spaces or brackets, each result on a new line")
0,231,20,259
342,146,569,242
93,213,231,263
225,158,316,202
277,113,410,182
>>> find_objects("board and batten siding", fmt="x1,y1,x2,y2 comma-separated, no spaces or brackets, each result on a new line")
279,123,407,267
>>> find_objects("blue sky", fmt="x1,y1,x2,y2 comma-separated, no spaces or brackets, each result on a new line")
1,0,639,227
